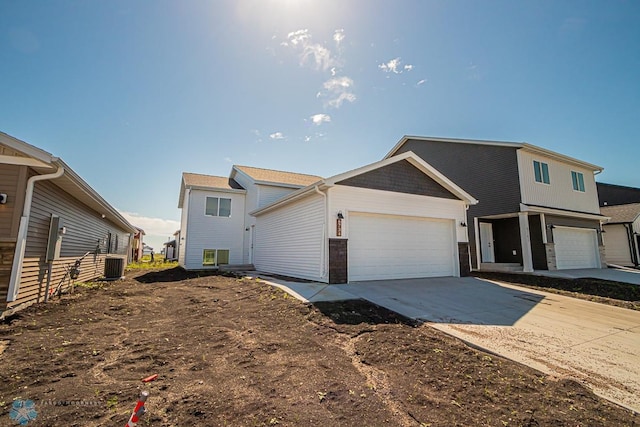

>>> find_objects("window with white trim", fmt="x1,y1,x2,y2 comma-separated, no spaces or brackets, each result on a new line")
205,197,231,217
203,249,230,266
571,171,585,192
533,160,550,184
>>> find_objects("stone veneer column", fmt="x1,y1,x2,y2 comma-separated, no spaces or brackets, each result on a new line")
328,239,348,284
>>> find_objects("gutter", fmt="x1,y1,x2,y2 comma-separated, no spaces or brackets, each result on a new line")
7,164,65,302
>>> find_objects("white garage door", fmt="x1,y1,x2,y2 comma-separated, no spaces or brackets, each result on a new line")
348,212,456,281
554,226,599,270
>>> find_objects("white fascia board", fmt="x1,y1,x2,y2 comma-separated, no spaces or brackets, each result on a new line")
0,131,55,164
520,203,610,222
520,144,603,172
384,135,523,159
0,154,53,168
186,185,246,195
326,151,478,205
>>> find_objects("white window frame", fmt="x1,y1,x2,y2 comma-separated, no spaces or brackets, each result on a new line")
205,197,232,217
571,171,585,192
533,160,550,185
202,249,230,266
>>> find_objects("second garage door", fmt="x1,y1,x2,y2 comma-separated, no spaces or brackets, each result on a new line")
348,212,456,281
554,226,600,270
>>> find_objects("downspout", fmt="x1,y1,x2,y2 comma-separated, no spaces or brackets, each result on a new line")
314,185,328,281
624,223,639,267
7,164,64,302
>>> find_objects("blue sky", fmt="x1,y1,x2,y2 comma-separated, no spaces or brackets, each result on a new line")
2,0,639,250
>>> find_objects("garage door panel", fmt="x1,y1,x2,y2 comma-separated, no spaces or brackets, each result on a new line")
554,226,599,270
349,213,455,281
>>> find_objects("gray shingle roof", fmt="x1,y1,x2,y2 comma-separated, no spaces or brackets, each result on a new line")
182,173,241,190
601,203,640,223
234,165,322,187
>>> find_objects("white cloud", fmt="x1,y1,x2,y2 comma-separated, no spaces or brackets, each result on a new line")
287,29,311,46
224,157,232,163
119,211,180,237
333,29,345,45
310,113,331,125
320,76,356,108
301,44,335,71
379,57,413,74
304,136,312,142
269,132,285,140
417,79,426,86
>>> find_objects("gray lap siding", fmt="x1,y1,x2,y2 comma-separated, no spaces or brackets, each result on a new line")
9,176,130,309
395,140,522,266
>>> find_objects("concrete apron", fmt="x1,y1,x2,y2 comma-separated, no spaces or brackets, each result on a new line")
257,274,640,413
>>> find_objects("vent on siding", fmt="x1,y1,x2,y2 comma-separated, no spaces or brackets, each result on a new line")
104,257,125,280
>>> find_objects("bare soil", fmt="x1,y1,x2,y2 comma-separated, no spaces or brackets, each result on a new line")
0,267,637,426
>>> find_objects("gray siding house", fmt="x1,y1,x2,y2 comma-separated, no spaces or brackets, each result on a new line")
0,132,136,316
386,136,608,272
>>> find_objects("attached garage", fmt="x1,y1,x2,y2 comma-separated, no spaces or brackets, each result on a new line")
348,213,455,281
553,226,600,269
252,151,478,284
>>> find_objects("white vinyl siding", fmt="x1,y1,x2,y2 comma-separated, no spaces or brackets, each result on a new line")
257,185,299,209
517,150,600,214
254,193,325,282
604,224,633,266
553,226,599,269
184,189,245,269
349,213,456,281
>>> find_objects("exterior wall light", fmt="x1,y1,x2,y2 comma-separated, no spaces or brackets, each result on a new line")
337,211,344,219
460,222,467,227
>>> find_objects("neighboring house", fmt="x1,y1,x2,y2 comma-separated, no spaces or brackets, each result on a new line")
600,203,640,267
164,230,180,261
251,152,477,283
597,182,640,207
142,244,154,256
132,227,145,261
386,136,608,272
177,168,321,270
0,132,136,316
178,152,477,282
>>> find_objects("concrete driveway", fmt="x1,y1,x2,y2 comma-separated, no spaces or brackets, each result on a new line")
259,274,640,412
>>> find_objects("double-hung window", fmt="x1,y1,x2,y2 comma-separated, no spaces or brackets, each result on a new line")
571,171,585,192
533,160,550,184
203,249,230,266
205,197,231,217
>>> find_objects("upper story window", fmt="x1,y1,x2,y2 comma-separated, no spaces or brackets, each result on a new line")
205,197,231,217
571,171,585,192
533,160,550,184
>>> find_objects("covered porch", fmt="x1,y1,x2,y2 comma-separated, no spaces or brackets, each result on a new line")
475,205,607,273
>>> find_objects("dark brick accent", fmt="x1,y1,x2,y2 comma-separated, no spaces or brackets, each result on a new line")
458,242,471,276
336,160,458,199
329,239,348,284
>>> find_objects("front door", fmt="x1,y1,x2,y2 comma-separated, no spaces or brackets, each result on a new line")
479,222,495,263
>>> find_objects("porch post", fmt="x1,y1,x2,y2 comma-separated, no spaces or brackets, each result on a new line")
518,212,534,272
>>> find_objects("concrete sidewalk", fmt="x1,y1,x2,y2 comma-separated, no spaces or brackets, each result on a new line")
533,267,640,285
256,273,640,412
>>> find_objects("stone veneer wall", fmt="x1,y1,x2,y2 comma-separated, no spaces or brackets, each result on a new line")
458,243,471,276
328,239,348,284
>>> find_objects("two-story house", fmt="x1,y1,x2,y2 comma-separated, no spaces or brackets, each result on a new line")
386,136,608,272
177,166,322,270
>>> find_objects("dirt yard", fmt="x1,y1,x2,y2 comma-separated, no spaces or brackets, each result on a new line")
0,268,637,426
